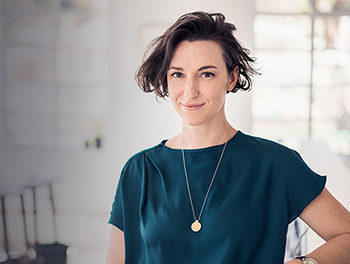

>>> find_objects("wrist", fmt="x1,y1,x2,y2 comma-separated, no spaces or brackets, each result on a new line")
295,256,318,264
287,259,303,264
293,257,303,264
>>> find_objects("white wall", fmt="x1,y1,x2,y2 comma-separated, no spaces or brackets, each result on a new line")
0,0,5,147
0,1,254,263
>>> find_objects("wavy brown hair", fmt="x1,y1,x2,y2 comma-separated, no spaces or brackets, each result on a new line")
135,11,260,99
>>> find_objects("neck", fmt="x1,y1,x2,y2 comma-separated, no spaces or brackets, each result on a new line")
180,119,237,149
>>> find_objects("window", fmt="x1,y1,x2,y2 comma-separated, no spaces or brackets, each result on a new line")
2,0,109,150
253,0,350,155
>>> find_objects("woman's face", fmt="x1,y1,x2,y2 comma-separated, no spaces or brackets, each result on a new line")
167,40,237,127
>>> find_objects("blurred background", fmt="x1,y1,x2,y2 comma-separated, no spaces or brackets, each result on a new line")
0,0,349,263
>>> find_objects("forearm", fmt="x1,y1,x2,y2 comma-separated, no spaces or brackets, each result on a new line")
286,233,350,264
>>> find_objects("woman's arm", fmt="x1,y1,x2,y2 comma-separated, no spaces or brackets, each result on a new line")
106,225,125,264
286,187,350,263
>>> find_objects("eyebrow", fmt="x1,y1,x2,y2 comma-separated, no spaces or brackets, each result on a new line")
168,65,218,71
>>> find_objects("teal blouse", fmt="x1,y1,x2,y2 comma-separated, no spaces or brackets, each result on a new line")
108,130,326,264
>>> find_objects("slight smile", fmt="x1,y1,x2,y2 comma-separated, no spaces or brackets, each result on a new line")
181,103,205,110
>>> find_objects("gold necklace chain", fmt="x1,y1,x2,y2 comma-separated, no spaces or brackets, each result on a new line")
181,140,228,232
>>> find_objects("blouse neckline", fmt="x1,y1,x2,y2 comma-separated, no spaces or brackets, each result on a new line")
160,130,242,153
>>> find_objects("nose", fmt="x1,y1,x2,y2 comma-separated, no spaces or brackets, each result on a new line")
183,76,199,99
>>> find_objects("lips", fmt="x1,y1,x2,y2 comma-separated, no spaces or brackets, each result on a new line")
181,103,205,110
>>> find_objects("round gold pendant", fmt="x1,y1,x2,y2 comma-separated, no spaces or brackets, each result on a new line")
191,220,201,232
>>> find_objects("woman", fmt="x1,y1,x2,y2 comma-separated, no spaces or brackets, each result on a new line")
106,11,350,264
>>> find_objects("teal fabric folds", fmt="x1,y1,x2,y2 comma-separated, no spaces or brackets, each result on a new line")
108,130,326,264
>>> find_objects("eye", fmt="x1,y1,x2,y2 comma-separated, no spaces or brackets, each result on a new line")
170,72,184,78
200,72,215,78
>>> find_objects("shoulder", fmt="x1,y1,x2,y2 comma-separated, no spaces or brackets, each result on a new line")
238,132,313,177
242,132,325,180
239,131,298,159
120,143,162,176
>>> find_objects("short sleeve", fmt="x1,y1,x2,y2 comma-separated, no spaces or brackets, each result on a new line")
107,153,145,234
108,165,126,231
283,148,327,224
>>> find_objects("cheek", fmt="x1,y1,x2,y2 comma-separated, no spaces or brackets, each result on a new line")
211,94,226,106
167,86,175,100
167,81,182,99
167,86,179,107
207,81,227,100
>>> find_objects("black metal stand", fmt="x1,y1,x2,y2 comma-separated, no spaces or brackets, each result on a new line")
0,180,68,264
1,196,9,263
29,183,68,264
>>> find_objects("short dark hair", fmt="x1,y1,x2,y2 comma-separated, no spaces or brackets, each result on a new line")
135,11,260,99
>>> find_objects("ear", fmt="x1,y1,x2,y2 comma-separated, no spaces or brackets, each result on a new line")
227,66,239,92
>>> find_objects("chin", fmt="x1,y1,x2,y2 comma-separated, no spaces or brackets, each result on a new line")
182,117,209,127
